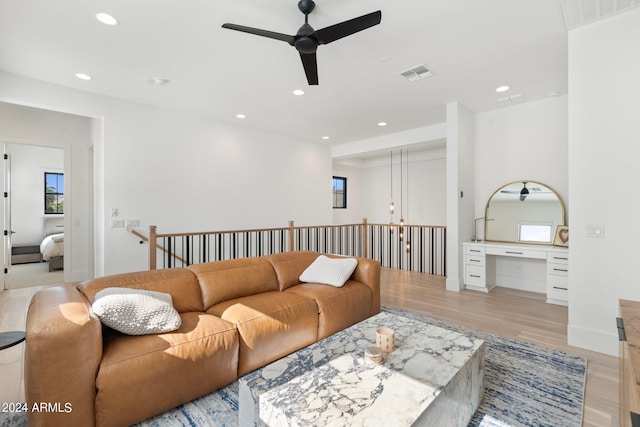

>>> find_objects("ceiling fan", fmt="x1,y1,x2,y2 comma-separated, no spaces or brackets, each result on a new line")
222,0,382,85
500,182,548,201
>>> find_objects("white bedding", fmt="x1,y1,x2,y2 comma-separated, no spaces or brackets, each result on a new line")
40,233,64,261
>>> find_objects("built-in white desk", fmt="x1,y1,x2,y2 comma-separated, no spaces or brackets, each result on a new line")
463,241,569,306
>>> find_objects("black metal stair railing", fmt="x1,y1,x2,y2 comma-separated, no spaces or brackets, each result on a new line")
129,219,446,276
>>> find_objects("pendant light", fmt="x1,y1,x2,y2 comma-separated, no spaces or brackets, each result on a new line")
389,151,394,233
399,149,404,242
405,148,411,253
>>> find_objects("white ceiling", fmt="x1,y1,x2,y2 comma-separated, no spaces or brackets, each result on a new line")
0,0,633,145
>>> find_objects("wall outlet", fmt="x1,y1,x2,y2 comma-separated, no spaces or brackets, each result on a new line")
110,218,125,228
126,218,140,228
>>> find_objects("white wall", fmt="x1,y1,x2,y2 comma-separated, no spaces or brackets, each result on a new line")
0,71,333,276
331,163,364,224
333,148,447,226
446,102,475,292
474,95,569,224
0,102,92,282
5,143,64,244
568,8,640,356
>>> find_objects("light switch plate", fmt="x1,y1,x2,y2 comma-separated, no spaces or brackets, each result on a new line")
110,218,125,228
586,224,605,238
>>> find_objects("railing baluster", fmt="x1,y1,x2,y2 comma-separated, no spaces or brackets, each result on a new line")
138,222,445,276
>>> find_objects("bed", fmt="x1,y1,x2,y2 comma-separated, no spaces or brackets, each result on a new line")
41,217,64,271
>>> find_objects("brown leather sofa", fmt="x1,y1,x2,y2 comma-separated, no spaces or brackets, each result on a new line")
25,251,380,427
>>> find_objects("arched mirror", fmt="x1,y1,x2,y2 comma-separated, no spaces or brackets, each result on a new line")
484,181,565,244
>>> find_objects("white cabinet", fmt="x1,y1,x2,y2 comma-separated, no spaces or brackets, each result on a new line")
463,242,569,305
464,245,491,291
546,251,569,306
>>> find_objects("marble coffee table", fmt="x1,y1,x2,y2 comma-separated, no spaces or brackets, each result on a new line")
239,311,485,426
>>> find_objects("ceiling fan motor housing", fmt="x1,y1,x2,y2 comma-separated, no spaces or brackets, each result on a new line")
295,23,318,54
298,0,316,15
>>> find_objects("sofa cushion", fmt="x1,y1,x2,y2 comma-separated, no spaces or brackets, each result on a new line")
92,287,182,335
286,280,372,340
188,258,279,310
264,251,321,290
80,268,204,313
299,255,358,287
96,312,239,427
208,292,319,376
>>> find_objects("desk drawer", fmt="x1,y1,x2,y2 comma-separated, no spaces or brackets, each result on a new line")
465,265,485,287
547,252,569,264
547,262,569,277
465,254,485,266
485,247,546,259
465,245,486,256
547,275,568,301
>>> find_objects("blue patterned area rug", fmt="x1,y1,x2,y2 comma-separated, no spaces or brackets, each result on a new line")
1,308,586,427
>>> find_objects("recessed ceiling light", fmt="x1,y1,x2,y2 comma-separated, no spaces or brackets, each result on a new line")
293,89,305,96
75,73,92,81
236,114,246,119
378,122,387,127
321,136,330,140
96,12,119,26
496,85,510,93
149,77,171,86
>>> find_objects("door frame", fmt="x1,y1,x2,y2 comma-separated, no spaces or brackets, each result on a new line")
2,140,68,290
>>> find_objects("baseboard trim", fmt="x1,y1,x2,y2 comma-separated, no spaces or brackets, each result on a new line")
568,323,618,356
446,277,463,292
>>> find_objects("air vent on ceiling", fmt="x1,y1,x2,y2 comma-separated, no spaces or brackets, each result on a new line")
400,65,433,82
499,94,525,105
559,0,640,30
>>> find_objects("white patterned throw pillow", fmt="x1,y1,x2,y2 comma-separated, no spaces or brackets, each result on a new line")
299,255,358,287
92,287,182,335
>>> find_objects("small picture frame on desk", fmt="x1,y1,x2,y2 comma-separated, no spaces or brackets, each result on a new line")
553,225,569,247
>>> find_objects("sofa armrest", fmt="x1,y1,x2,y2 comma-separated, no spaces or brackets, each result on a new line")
25,285,102,427
347,256,381,316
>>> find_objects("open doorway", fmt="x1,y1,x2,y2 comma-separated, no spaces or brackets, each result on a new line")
0,101,95,292
4,143,65,289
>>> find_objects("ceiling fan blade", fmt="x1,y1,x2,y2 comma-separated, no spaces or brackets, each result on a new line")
299,53,318,85
222,23,295,45
315,10,381,45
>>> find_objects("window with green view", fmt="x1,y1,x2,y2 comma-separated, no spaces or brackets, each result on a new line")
45,172,64,214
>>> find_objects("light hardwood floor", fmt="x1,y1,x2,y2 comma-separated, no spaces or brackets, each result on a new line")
380,269,620,427
0,269,619,426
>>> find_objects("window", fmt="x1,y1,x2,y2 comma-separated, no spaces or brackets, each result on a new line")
332,176,347,209
518,223,552,243
45,172,64,214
